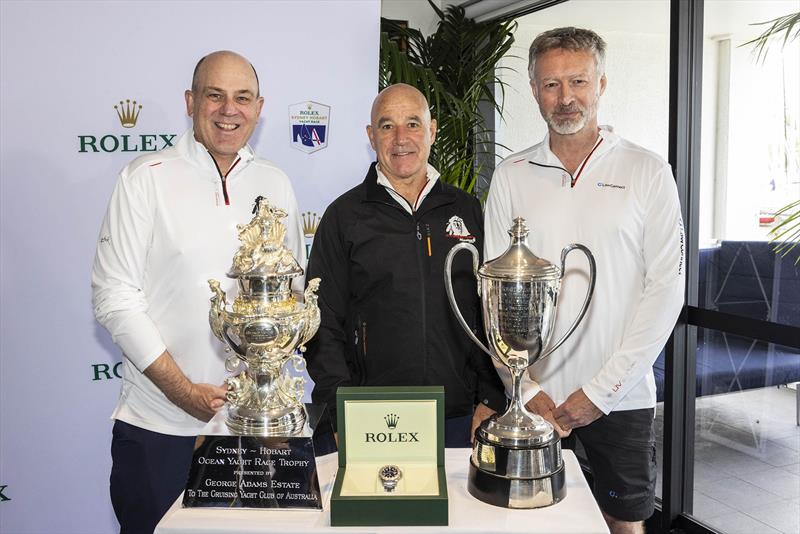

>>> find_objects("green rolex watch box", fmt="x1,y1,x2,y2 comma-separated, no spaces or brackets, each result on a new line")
329,386,448,526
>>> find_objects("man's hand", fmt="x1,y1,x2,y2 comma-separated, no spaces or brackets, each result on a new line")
144,351,227,422
470,403,496,443
526,391,571,437
186,382,228,421
552,389,602,431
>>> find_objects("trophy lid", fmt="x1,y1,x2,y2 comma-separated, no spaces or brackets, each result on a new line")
479,218,560,281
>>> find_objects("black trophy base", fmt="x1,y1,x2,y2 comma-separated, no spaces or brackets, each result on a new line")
183,403,327,510
467,457,567,509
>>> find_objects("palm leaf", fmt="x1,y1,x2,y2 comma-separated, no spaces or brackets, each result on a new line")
769,200,800,264
740,12,800,63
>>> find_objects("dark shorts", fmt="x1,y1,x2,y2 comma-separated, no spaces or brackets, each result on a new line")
561,408,656,522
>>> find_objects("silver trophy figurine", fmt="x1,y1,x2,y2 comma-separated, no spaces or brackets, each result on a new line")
208,196,321,435
445,217,595,508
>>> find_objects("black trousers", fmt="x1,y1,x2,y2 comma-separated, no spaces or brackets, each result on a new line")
110,420,195,534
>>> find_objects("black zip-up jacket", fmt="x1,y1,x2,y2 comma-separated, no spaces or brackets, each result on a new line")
305,163,507,424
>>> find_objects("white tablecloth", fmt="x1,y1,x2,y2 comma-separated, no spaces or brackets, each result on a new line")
156,448,609,534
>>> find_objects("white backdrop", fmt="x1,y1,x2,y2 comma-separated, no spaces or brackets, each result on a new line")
0,2,379,532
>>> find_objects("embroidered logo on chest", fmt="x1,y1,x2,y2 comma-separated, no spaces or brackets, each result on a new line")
445,216,476,243
596,181,626,190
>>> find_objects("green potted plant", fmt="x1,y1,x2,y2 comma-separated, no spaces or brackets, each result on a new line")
380,1,516,195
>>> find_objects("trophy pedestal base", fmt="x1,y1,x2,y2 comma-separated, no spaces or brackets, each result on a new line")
183,403,327,510
467,457,566,509
467,429,566,509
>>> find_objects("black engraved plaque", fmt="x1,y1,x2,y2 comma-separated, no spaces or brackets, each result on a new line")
183,404,326,509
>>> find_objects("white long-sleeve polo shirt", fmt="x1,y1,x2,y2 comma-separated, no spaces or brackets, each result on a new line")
92,130,305,435
484,128,685,414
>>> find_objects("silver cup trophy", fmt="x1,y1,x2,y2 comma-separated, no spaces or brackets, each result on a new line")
445,217,595,508
208,196,321,435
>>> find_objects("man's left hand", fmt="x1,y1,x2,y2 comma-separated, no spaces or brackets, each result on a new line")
552,389,602,431
471,403,496,443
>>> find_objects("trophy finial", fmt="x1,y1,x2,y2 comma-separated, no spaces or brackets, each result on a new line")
508,217,530,241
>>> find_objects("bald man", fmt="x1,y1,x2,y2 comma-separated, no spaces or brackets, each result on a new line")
92,51,304,533
304,84,506,449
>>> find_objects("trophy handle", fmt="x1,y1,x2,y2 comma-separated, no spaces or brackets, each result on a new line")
539,243,596,360
444,242,498,363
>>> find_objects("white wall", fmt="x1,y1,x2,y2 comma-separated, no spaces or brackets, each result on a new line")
495,0,671,161
701,0,800,243
0,2,379,533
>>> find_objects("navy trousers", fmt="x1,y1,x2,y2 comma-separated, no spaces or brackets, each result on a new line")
110,420,196,534
444,413,474,448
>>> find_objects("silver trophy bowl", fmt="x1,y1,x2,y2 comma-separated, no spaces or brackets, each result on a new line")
445,217,595,508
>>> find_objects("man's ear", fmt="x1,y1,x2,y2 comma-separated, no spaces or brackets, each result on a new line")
366,124,376,151
185,90,194,117
599,74,607,96
429,118,437,145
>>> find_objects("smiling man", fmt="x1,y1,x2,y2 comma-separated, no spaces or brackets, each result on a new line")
484,28,684,533
92,51,304,534
304,84,506,449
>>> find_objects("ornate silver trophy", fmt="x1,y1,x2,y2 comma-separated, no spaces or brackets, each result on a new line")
208,196,321,435
445,217,595,508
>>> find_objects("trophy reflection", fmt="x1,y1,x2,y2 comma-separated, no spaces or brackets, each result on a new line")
208,196,321,435
445,217,595,508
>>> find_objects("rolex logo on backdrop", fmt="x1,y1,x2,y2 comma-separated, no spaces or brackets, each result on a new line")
114,99,142,128
0,484,10,502
303,211,320,258
90,362,122,381
289,101,330,153
364,413,419,443
78,98,178,154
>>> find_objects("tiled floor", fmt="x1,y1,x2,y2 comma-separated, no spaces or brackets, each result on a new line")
655,386,800,534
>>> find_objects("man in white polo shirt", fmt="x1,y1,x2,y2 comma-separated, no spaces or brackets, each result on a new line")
92,51,304,534
484,28,684,534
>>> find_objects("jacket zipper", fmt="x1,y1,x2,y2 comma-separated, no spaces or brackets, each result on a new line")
210,155,241,205
415,221,428,381
571,137,603,187
529,135,604,188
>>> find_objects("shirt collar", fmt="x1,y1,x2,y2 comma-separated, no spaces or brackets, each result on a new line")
375,163,441,213
533,126,619,167
180,128,256,175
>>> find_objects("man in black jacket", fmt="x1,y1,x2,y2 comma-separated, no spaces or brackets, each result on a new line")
305,84,506,448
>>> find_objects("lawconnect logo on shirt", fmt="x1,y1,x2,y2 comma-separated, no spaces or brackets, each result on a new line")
596,181,626,190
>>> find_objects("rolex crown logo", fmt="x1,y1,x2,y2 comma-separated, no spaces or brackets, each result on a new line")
302,211,320,237
384,413,399,429
114,99,142,128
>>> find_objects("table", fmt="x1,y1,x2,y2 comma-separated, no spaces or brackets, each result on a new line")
156,448,609,534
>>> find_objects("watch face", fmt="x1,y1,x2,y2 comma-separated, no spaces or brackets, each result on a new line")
379,464,402,491
380,465,399,480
